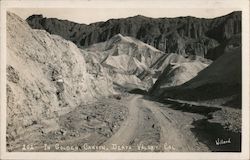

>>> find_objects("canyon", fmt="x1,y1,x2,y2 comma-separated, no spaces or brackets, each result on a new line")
6,11,242,152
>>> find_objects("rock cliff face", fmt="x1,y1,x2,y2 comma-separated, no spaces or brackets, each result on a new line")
26,11,241,59
7,12,114,148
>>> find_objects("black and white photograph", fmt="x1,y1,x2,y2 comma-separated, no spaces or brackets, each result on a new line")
0,0,249,159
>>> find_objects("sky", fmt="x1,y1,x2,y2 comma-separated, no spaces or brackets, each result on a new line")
9,8,237,25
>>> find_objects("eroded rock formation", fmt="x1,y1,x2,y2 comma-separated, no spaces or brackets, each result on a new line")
26,11,241,59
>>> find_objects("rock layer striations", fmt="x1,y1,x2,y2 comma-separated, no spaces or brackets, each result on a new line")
26,11,241,59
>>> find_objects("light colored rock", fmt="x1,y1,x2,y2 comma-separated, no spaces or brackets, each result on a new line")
6,12,114,144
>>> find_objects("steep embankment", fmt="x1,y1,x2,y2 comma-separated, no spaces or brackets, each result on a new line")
26,11,241,59
151,42,241,108
6,12,114,149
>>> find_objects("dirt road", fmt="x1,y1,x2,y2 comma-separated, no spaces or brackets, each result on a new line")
103,95,141,147
11,94,239,152
104,95,210,151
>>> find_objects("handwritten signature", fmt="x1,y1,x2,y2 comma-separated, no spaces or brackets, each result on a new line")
215,138,231,145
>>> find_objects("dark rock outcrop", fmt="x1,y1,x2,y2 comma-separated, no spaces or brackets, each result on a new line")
150,45,242,108
206,34,241,60
26,11,241,59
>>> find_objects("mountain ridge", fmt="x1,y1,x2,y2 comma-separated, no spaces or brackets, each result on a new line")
26,11,241,59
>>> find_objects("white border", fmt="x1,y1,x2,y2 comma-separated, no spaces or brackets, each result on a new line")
0,0,249,160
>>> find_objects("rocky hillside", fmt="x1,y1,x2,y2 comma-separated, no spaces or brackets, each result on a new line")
6,12,114,147
81,34,211,91
150,55,211,95
83,34,164,90
150,42,241,108
26,11,241,59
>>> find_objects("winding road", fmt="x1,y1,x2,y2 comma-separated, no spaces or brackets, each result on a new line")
104,95,141,146
104,95,210,152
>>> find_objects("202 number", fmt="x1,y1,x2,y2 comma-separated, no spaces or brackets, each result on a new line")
22,144,34,151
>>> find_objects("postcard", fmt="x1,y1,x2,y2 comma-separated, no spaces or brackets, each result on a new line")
0,0,249,159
